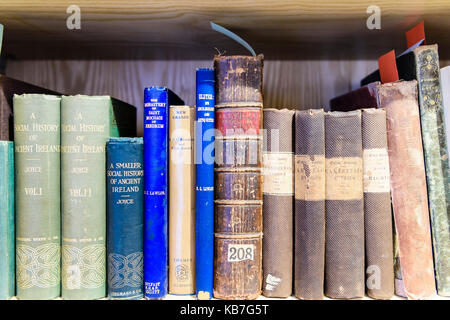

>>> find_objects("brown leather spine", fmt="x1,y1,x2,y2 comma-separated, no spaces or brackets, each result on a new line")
262,108,294,298
213,55,264,108
380,80,436,300
213,55,263,300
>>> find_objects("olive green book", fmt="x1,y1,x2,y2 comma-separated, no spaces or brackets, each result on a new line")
61,95,111,300
13,94,61,300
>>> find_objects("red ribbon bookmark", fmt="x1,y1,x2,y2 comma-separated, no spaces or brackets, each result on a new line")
378,50,399,84
406,21,426,49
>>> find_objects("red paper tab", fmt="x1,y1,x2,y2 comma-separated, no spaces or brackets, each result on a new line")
378,50,399,84
406,21,426,48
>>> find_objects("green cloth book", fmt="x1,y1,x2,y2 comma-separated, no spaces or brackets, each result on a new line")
61,95,111,300
413,45,450,296
0,140,14,300
13,94,61,300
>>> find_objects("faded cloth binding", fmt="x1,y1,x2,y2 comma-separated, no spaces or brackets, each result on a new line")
262,109,294,298
294,109,326,300
361,108,394,299
324,111,365,299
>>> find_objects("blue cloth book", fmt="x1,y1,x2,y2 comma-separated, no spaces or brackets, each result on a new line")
107,137,144,300
0,141,14,300
195,68,215,299
143,87,183,298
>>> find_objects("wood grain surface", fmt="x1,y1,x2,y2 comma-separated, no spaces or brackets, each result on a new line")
5,58,450,135
2,1,450,59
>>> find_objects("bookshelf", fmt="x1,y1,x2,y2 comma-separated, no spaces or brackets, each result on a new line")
1,0,450,302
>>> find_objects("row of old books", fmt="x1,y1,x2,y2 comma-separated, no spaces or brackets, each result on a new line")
328,43,450,299
0,91,137,300
0,49,449,301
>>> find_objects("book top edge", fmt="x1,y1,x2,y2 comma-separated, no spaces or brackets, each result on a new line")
196,68,214,72
263,108,295,113
144,86,168,91
296,108,325,115
169,105,193,108
216,102,263,108
379,79,418,88
413,43,438,54
325,110,361,117
361,108,385,114
0,140,13,146
213,54,264,60
13,93,61,101
108,137,143,144
62,94,111,100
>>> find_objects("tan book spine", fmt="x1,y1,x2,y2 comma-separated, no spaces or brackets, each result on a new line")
168,105,195,294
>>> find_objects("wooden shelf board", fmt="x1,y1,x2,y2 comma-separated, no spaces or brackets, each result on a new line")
1,1,450,59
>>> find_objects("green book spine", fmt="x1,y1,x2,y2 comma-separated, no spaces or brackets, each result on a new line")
13,94,61,300
0,141,14,299
414,45,450,296
61,95,110,300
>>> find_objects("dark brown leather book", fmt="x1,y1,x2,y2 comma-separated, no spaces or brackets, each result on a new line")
380,80,436,300
329,82,381,112
213,55,264,300
262,108,294,298
214,55,263,108
294,109,326,300
324,110,365,299
361,108,394,299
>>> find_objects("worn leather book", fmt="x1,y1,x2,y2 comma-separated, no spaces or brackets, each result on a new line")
362,45,450,296
195,68,215,300
143,87,184,299
213,55,263,300
0,141,14,300
106,138,144,300
329,82,381,112
214,55,263,108
361,108,394,299
61,95,111,300
262,108,294,298
169,105,195,295
294,109,325,300
325,110,364,299
380,80,436,299
14,94,61,300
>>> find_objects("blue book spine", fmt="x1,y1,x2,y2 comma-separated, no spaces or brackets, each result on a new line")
144,87,168,298
195,69,215,299
0,141,14,300
106,137,144,300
